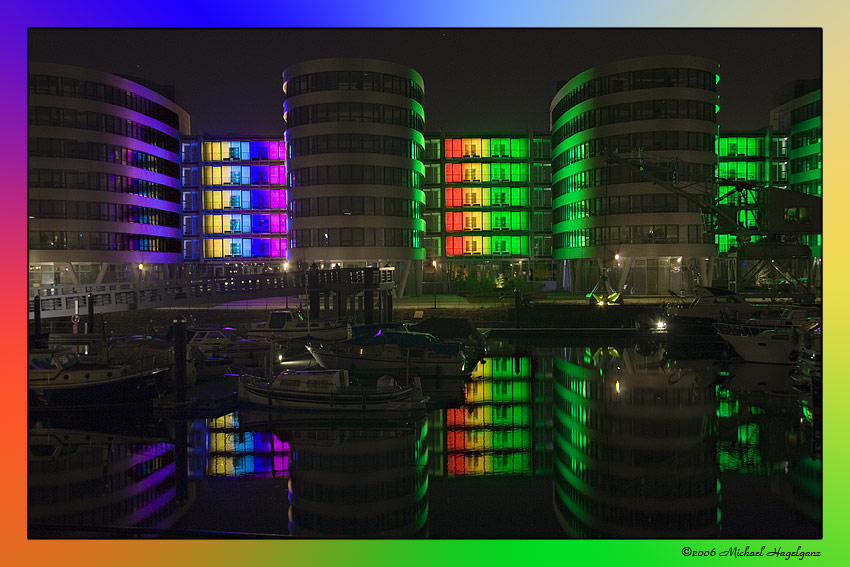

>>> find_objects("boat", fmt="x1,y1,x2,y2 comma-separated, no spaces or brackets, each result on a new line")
305,329,467,376
714,307,821,364
408,317,488,367
237,368,428,414
247,308,351,340
28,347,170,407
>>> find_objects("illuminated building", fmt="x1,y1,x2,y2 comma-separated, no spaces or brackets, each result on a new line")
770,79,822,260
283,58,426,296
422,133,553,285
28,62,190,286
550,56,720,295
180,137,288,276
552,347,720,538
715,128,789,256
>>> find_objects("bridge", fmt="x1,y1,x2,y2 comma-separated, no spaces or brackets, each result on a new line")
28,266,397,321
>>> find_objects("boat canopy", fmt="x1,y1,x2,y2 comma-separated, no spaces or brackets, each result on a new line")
345,330,462,355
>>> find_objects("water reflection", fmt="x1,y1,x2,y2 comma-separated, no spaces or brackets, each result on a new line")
28,414,185,538
552,345,721,538
27,335,822,539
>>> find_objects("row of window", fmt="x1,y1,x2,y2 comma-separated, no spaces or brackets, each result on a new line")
290,196,422,218
440,186,552,208
554,477,717,531
291,228,422,248
290,499,428,536
790,153,822,174
285,103,424,131
29,74,180,130
551,68,718,123
443,162,531,184
553,225,704,248
441,137,530,159
29,199,179,228
444,211,530,232
287,133,423,160
198,165,285,187
554,163,715,198
285,70,424,103
292,468,428,504
29,138,180,178
718,136,787,158
28,169,180,203
790,100,821,125
29,106,179,154
202,237,286,259
191,140,284,163
554,131,716,170
553,193,699,223
202,214,288,235
201,189,286,211
790,179,822,197
28,231,181,252
445,235,530,256
717,161,772,182
553,100,717,145
789,127,821,150
289,165,422,188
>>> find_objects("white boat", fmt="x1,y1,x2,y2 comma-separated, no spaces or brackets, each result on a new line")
714,307,821,364
237,368,427,413
714,323,796,364
247,308,350,340
306,330,467,376
28,347,170,406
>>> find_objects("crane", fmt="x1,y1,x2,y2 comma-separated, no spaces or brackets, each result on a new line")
602,150,818,296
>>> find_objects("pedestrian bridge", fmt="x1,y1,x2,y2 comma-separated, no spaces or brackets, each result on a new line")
29,266,396,319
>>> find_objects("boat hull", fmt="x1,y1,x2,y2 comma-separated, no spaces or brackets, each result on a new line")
28,367,168,407
238,377,425,413
306,345,465,376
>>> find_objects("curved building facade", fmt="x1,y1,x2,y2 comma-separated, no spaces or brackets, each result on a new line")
550,56,720,295
282,58,426,296
28,62,190,286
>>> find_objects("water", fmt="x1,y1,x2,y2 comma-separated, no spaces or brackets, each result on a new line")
28,333,821,539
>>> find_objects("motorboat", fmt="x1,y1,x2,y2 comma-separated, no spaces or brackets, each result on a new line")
28,347,170,407
714,307,821,364
237,368,428,413
305,329,467,377
247,308,351,340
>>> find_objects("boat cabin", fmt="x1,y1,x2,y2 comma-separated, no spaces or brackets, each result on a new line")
273,369,350,392
29,348,80,371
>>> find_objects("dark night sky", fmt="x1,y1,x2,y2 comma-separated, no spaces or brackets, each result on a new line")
27,28,821,136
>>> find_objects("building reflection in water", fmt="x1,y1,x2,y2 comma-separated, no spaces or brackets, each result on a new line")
193,412,290,478
28,420,186,537
716,364,821,534
430,345,553,478
275,418,430,538
552,345,720,538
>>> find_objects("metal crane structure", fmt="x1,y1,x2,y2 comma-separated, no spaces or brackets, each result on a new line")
604,150,821,299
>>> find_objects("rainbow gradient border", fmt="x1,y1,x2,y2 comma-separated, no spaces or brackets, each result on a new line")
8,2,845,565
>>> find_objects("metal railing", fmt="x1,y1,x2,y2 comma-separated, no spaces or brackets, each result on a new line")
29,267,395,319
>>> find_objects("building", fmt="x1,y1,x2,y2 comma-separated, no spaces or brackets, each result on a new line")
422,132,553,290
282,58,426,297
771,79,822,260
28,62,190,286
550,55,721,295
179,136,288,276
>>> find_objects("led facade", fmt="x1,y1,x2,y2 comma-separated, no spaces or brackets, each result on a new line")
550,56,720,295
283,58,426,296
423,133,552,284
28,62,190,286
180,137,288,275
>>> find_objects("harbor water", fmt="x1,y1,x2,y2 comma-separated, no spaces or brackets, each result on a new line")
28,331,821,539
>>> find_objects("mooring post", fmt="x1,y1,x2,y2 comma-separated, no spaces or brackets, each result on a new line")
33,294,41,337
173,316,188,403
514,288,521,328
87,293,95,334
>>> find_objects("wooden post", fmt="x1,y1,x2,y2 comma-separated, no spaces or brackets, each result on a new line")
172,317,188,402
